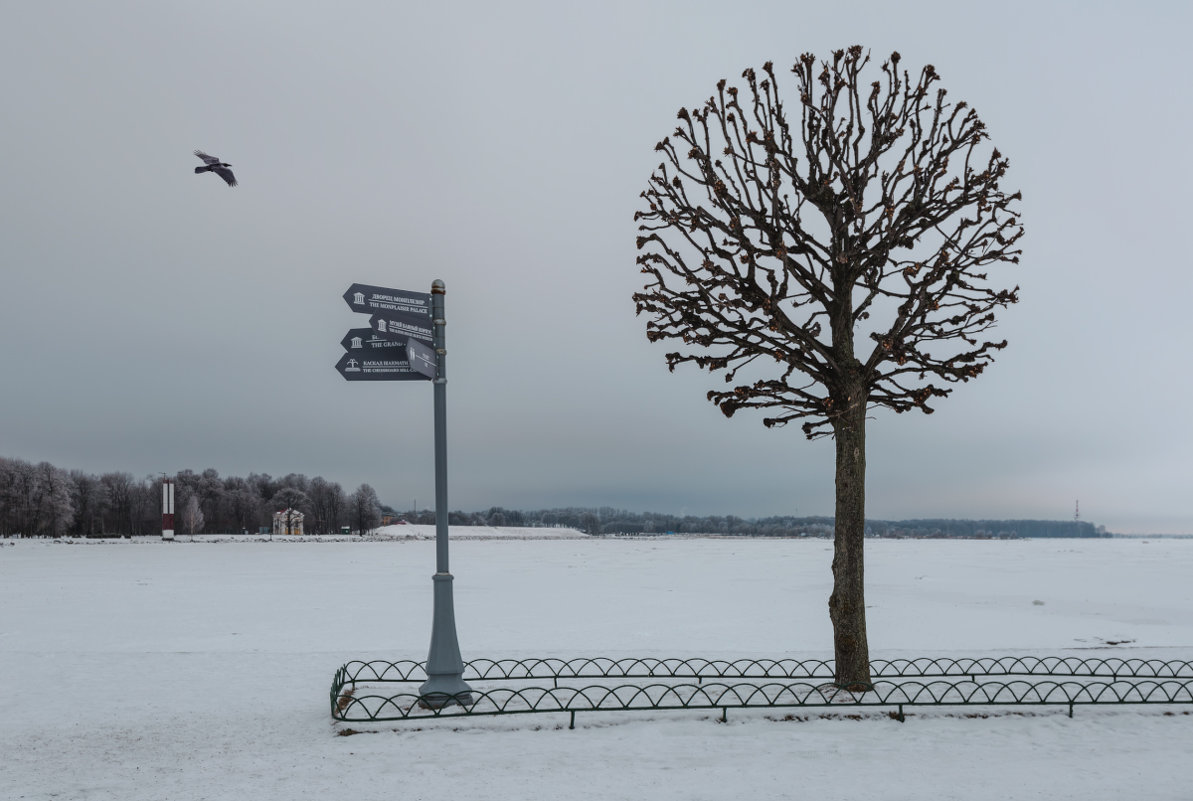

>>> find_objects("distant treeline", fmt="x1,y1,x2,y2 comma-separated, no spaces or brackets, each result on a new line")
0,456,383,538
397,506,1111,539
1,454,1109,540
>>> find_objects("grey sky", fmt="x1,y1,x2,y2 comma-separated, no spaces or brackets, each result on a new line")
2,1,1190,534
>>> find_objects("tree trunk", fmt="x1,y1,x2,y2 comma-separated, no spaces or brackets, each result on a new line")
829,391,872,689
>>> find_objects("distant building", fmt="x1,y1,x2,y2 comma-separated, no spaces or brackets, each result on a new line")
273,508,304,537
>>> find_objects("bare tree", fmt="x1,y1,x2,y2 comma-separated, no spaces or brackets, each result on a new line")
348,484,382,535
270,487,311,515
0,457,35,536
100,472,138,536
222,477,263,533
34,462,75,538
308,477,347,535
634,47,1023,687
69,470,110,537
129,478,156,536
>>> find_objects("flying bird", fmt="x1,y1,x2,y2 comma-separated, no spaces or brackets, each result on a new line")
193,150,237,187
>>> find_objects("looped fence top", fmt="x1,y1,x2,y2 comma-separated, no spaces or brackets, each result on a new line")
331,655,1193,724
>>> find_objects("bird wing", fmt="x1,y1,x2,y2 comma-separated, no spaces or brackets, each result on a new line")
194,150,221,165
213,165,238,187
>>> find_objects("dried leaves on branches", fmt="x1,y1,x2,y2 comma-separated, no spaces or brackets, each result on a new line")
634,46,1023,438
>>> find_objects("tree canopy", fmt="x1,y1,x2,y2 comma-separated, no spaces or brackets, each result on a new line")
634,46,1023,438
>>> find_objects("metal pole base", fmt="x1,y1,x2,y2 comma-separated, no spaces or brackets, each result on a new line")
416,679,475,709
419,572,473,708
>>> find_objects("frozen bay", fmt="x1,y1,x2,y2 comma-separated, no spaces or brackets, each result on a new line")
3,535,1190,800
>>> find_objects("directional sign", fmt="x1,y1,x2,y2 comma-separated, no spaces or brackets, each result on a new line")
370,313,433,344
407,338,437,379
343,283,431,324
334,352,431,381
340,327,410,355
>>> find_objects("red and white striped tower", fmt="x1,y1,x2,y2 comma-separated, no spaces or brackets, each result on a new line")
162,479,175,540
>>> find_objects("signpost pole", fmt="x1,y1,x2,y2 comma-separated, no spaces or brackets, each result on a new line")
418,279,473,707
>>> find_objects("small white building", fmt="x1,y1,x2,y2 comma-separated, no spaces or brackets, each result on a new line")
272,508,305,537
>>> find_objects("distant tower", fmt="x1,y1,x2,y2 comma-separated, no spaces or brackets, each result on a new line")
162,479,175,540
1075,499,1080,522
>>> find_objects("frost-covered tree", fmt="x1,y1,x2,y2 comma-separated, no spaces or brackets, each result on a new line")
181,494,205,537
634,47,1023,687
197,468,224,531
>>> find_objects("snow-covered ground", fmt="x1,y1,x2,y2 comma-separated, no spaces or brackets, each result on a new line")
3,536,1190,800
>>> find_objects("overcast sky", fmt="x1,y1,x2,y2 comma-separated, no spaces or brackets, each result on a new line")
2,1,1190,534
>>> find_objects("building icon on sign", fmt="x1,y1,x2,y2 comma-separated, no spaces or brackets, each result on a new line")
353,291,366,306
349,336,363,349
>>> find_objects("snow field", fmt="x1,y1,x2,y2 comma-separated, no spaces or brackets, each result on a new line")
2,536,1191,800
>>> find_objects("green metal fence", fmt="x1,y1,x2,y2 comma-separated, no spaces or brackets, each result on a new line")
331,656,1193,728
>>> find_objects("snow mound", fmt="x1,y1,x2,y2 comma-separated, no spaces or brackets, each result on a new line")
372,523,587,540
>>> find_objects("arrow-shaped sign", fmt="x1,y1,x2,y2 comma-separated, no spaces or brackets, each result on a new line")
370,313,433,344
334,352,432,381
343,283,432,323
407,339,437,379
340,327,410,355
